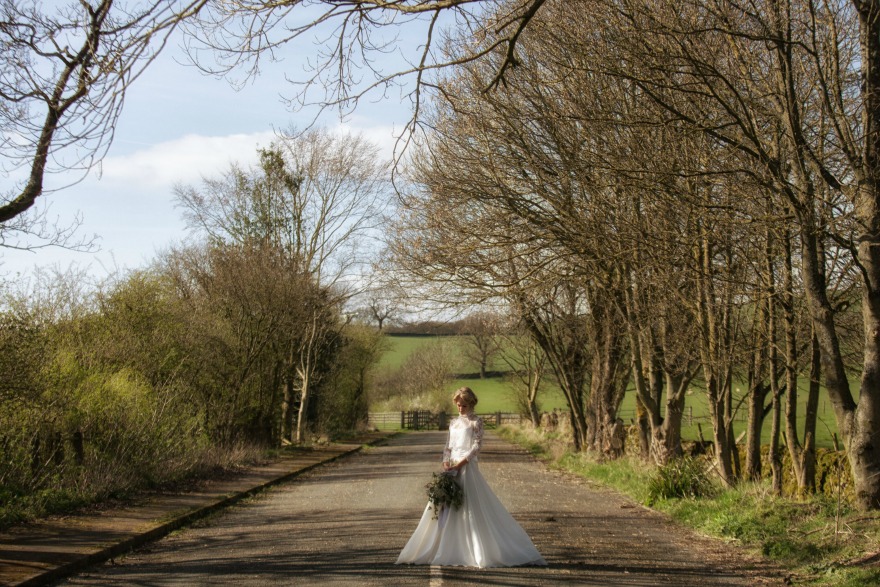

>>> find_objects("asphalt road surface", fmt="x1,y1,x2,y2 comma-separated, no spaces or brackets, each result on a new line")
54,431,780,586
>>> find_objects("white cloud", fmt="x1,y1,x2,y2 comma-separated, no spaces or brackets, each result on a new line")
98,131,277,187
1,122,406,277
96,123,402,190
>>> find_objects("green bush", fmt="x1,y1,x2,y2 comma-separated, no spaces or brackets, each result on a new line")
646,455,718,504
0,243,382,527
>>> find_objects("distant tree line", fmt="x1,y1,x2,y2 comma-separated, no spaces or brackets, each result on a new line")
383,322,465,336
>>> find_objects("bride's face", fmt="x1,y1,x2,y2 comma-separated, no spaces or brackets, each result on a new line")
455,398,472,414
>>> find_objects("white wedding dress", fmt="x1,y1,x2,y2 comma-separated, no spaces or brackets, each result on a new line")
396,413,547,568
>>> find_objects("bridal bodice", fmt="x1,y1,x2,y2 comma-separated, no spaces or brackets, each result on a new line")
443,413,484,465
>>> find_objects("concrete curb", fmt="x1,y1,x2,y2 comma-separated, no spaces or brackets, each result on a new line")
7,433,397,587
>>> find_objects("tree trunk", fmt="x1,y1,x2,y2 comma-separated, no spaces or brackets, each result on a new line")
745,380,768,481
587,285,629,456
635,395,651,459
696,232,736,484
745,248,772,481
785,332,820,496
526,365,542,427
800,218,874,505
766,229,783,493
852,223,880,508
294,312,322,444
295,368,310,444
280,373,296,442
782,228,816,494
519,298,590,451
660,372,688,460
801,332,821,490
852,0,880,509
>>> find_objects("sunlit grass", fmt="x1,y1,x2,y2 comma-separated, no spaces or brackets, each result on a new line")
497,424,880,587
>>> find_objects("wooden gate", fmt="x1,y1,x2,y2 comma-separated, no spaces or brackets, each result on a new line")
401,410,449,430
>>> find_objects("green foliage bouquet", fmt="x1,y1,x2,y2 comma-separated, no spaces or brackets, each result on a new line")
426,471,464,518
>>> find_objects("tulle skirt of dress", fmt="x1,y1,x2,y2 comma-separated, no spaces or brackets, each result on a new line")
395,460,547,568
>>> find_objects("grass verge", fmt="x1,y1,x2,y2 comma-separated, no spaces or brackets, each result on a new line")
497,425,880,586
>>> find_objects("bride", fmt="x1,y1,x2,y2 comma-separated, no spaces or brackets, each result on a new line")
396,387,547,568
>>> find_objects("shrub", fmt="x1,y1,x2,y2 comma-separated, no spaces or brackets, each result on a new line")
647,455,718,504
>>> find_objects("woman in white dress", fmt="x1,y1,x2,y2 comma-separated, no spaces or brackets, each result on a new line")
396,387,547,568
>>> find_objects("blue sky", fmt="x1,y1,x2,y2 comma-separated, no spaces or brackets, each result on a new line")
1,20,414,279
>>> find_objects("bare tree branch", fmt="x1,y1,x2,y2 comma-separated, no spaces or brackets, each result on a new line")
0,0,207,233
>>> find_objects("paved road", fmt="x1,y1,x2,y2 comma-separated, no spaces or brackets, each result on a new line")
54,431,779,586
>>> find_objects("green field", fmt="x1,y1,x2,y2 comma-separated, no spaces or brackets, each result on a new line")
374,334,841,449
374,334,569,412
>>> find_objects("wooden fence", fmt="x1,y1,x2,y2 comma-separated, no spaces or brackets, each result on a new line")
368,407,750,432
616,406,748,427
367,411,523,431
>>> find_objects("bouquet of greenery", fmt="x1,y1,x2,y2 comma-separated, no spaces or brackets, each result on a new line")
425,470,464,519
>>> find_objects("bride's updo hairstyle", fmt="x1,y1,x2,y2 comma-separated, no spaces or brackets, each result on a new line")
453,386,478,408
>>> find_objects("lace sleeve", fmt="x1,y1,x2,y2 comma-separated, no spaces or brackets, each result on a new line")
462,416,484,462
442,427,452,464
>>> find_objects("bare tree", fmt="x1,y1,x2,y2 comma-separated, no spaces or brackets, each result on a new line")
176,127,388,286
496,319,547,426
460,310,503,378
390,147,598,449
174,128,389,443
0,205,98,253
366,297,396,330
577,0,878,508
